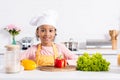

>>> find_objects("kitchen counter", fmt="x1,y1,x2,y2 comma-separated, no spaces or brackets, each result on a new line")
0,49,120,80
0,64,120,80
0,54,119,80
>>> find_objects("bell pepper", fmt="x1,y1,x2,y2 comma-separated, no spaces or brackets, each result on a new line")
54,55,67,68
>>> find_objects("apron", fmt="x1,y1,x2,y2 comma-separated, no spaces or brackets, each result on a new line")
35,43,58,66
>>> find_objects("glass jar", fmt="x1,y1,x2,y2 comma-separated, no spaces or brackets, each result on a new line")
5,45,20,73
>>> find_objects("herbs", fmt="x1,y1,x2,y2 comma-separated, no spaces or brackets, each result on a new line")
76,52,110,71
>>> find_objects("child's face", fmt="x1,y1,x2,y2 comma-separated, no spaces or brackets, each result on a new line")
37,25,56,45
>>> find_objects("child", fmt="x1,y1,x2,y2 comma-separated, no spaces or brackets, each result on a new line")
20,10,77,66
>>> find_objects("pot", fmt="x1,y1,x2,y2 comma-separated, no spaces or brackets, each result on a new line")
63,42,78,51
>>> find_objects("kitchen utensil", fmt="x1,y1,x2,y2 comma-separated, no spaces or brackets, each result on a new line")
63,42,78,51
109,30,119,50
17,37,33,50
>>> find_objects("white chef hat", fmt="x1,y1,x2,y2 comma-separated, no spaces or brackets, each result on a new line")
30,10,58,29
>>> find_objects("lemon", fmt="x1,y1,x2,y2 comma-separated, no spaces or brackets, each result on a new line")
21,59,37,70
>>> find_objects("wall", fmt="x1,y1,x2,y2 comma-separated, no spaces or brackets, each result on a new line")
0,0,120,49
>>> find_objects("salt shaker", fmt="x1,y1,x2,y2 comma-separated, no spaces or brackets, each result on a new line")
5,45,21,73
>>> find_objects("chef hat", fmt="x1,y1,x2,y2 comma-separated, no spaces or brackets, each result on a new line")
30,10,58,29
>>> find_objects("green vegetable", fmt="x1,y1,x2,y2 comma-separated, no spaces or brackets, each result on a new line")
76,52,110,71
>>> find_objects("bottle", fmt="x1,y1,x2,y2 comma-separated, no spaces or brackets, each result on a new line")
5,45,21,73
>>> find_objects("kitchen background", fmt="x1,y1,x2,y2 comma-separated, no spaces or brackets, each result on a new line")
0,0,120,50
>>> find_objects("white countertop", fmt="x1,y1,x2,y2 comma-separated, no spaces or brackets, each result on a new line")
0,49,120,80
0,55,119,80
0,65,120,80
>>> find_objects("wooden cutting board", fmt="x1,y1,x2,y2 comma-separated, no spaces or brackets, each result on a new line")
37,65,76,72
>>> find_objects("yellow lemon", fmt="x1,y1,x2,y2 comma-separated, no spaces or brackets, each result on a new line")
21,59,37,70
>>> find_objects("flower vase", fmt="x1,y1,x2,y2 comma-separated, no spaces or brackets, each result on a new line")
12,36,16,45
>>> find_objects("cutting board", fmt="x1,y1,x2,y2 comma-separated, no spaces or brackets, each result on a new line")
37,65,76,72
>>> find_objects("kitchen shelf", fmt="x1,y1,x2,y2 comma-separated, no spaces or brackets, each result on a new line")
72,49,119,55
